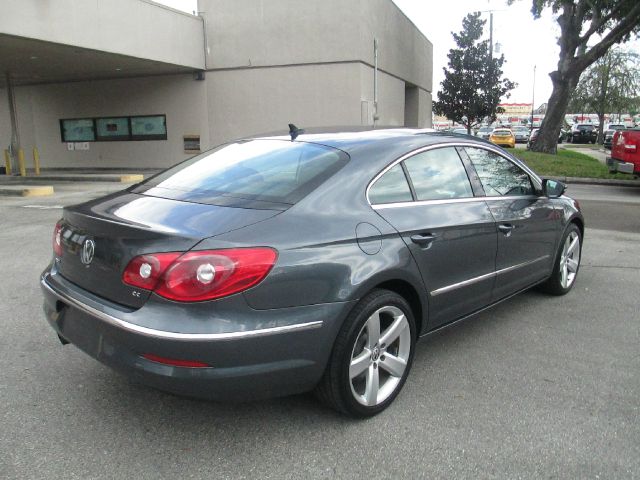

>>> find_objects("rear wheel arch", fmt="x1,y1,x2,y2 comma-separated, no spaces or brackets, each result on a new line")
370,279,425,336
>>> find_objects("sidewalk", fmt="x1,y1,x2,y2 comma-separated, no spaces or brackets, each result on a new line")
0,170,151,197
559,145,608,165
0,171,147,184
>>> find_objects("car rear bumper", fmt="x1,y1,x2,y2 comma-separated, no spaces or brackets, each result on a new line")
41,267,352,400
606,157,637,175
491,140,515,148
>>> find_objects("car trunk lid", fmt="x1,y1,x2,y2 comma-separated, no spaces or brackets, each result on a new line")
56,192,281,308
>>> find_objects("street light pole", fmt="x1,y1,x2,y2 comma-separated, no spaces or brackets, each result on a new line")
530,65,536,132
489,12,493,64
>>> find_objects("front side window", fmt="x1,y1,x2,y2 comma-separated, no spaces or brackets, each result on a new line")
403,147,473,201
464,147,533,197
369,164,413,205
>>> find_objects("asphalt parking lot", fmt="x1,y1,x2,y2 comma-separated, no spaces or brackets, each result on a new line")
1,181,639,479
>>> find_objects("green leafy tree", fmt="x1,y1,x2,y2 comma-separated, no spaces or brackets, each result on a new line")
571,49,640,141
517,0,640,153
433,13,516,134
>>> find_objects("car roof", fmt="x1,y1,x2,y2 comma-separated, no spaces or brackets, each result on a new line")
250,127,495,158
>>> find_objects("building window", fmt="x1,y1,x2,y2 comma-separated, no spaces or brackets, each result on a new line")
60,119,96,142
59,115,167,142
96,117,130,141
130,115,167,140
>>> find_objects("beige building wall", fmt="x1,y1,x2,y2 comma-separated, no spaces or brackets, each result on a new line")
0,89,11,149
0,0,205,69
201,0,432,92
207,63,362,146
8,74,209,169
0,0,433,169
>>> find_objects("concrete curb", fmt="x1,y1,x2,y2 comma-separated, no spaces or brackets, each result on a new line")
0,173,144,183
551,176,640,188
0,185,55,197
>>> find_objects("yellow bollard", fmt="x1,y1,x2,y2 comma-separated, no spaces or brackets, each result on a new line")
3,149,11,176
33,147,40,176
18,148,26,176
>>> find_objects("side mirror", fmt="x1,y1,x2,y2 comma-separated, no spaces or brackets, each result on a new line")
542,179,565,198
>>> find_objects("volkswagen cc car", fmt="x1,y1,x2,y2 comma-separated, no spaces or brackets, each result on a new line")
41,128,584,418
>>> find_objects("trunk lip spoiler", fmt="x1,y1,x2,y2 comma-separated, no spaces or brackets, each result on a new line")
41,274,323,341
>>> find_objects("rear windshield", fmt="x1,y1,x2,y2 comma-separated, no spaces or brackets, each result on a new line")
576,125,594,131
133,140,349,209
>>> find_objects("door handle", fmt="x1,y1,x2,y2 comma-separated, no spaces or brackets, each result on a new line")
498,223,515,236
410,233,437,246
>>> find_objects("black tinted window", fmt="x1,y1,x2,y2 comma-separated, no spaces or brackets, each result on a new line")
403,147,473,201
134,140,348,207
464,147,533,196
369,164,413,205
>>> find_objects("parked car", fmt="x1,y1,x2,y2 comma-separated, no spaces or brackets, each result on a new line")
41,128,584,417
604,125,626,149
606,128,640,176
527,128,565,149
451,127,469,135
569,124,597,144
489,128,516,148
511,125,530,143
475,126,493,140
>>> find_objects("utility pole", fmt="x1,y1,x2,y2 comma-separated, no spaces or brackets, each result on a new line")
489,12,493,65
531,65,536,131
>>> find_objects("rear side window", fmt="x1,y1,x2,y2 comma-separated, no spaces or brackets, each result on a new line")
464,147,533,196
134,140,349,208
369,164,413,205
403,147,473,201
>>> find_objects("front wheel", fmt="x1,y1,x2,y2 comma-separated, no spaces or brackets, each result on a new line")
539,223,582,295
315,289,416,417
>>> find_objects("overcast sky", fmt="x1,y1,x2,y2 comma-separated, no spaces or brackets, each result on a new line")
156,0,638,109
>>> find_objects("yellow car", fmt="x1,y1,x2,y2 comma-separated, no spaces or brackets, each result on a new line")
489,128,516,148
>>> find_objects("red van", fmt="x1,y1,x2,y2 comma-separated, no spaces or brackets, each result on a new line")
607,129,640,176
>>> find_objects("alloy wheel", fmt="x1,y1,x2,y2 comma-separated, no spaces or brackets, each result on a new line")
349,305,411,407
560,230,580,289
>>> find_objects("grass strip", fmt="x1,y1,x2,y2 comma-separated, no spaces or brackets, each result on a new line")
514,149,630,180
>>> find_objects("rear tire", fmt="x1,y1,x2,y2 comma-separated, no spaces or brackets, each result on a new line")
315,289,416,418
538,223,582,295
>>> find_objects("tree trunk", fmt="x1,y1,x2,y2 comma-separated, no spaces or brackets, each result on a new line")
531,72,577,154
597,113,605,144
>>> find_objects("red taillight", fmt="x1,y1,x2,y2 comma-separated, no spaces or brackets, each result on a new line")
122,248,277,302
122,252,182,290
52,221,64,256
142,353,211,368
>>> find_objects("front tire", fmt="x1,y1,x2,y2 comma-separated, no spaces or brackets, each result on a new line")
315,289,416,418
539,223,582,295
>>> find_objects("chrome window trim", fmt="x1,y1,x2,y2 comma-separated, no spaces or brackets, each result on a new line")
366,142,542,207
372,194,541,210
430,255,550,297
41,276,323,341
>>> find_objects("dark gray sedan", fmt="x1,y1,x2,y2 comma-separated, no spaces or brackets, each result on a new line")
41,129,584,417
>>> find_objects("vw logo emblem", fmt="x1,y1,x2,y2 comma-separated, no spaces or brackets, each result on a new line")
80,239,95,265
